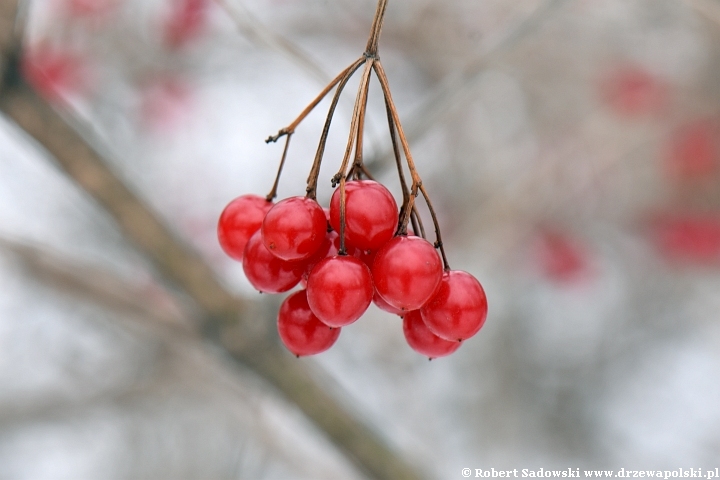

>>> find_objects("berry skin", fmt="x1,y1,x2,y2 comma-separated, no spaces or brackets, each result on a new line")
421,270,488,342
302,230,360,282
373,290,404,316
262,196,327,262
278,290,340,356
330,180,398,251
403,310,461,358
307,255,373,327
242,231,303,293
218,194,273,261
372,235,443,311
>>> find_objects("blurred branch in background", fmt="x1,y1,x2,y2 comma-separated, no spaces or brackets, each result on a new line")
0,1,422,479
3,0,720,476
214,0,330,84
367,0,567,170
0,235,192,328
685,0,720,26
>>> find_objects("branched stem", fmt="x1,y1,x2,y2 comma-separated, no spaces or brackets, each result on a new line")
383,90,425,238
365,0,388,56
373,60,449,267
333,58,374,187
264,0,446,269
349,68,372,180
265,62,360,144
305,57,366,199
419,184,449,270
266,133,292,201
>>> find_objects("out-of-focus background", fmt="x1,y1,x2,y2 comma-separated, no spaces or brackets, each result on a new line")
1,0,720,478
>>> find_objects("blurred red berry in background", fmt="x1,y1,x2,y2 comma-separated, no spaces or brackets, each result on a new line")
665,119,719,180
163,0,210,49
650,213,720,266
139,76,194,131
599,65,668,118
21,45,91,103
533,229,593,284
61,0,120,18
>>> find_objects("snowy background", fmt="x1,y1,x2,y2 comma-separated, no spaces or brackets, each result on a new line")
1,0,720,478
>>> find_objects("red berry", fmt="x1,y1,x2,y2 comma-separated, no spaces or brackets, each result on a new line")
277,290,340,356
403,310,461,358
372,236,443,311
329,180,398,250
217,194,273,261
373,290,404,315
421,270,488,342
306,255,373,327
242,231,303,293
302,231,360,281
262,196,327,262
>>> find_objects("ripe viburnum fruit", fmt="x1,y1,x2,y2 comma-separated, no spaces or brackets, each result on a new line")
402,310,461,358
372,290,404,315
242,231,303,293
329,180,398,250
217,194,273,261
307,255,373,327
262,196,327,261
302,230,360,282
278,290,341,356
421,270,488,342
217,0,488,358
372,235,443,311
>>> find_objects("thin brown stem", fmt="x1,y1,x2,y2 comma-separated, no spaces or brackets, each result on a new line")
375,60,446,261
383,89,425,237
305,57,366,199
338,176,348,255
365,0,388,56
373,61,420,185
266,133,292,201
349,70,372,180
359,163,375,180
332,58,374,187
384,92,408,205
266,60,361,144
419,184,450,270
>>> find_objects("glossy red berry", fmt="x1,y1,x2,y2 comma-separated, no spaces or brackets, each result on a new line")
373,290,404,315
278,290,340,356
421,270,488,342
242,231,303,293
302,231,360,282
262,196,327,262
372,235,443,311
403,310,461,358
307,255,373,327
217,194,273,261
329,180,398,251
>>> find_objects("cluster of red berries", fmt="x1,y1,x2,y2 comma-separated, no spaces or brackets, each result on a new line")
218,180,488,359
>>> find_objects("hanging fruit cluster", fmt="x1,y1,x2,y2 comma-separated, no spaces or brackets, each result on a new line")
217,0,487,359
